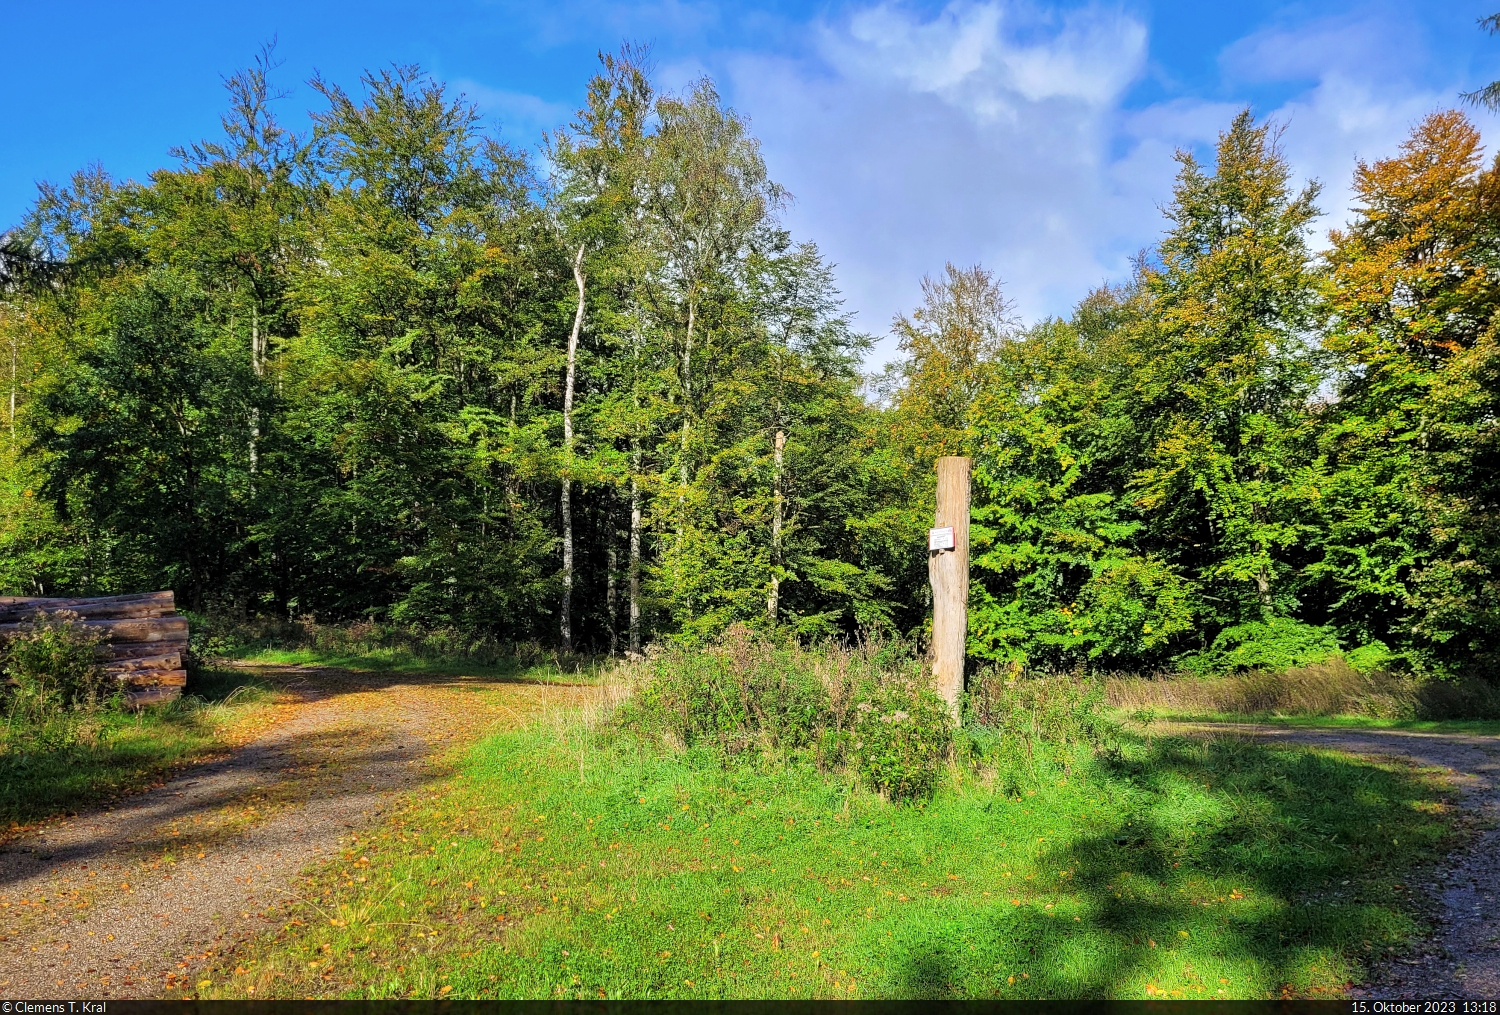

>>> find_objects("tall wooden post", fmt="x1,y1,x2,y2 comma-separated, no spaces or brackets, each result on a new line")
929,456,971,716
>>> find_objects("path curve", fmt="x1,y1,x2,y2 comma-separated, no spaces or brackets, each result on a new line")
0,666,570,999
1172,723,1500,999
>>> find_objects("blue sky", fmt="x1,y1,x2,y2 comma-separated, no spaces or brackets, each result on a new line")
4,0,1499,361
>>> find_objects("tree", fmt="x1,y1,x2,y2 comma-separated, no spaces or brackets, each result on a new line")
1127,112,1325,649
1461,13,1500,112
884,263,1015,461
549,45,655,653
1321,109,1500,672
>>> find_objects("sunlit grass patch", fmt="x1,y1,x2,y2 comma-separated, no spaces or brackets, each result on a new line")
204,713,1458,1000
0,665,280,830
227,645,593,682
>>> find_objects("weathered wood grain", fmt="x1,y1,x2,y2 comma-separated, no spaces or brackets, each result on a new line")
929,456,970,717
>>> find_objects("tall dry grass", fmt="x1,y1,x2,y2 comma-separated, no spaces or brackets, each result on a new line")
1106,657,1500,720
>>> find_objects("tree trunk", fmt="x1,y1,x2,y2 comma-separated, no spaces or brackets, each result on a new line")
628,319,644,657
929,456,971,718
561,243,585,653
249,306,261,480
676,299,695,617
606,541,618,657
629,470,642,655
768,429,785,622
7,320,17,446
677,300,695,508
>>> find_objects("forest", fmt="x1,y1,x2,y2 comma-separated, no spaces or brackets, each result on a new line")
3,46,1499,682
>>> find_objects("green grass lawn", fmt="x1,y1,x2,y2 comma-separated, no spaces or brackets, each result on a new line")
0,665,277,830
225,644,593,682
205,713,1460,1000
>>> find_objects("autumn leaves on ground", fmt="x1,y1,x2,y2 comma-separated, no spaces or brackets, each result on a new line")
0,659,586,998
0,644,1469,1001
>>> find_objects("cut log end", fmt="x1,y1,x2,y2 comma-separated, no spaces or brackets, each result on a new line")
124,686,182,709
114,669,186,689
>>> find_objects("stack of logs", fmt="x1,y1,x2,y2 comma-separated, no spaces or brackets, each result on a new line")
0,591,187,707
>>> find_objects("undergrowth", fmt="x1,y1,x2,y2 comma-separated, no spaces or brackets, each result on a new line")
192,615,579,674
611,628,956,801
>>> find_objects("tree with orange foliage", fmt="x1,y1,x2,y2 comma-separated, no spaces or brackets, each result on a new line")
1319,109,1500,671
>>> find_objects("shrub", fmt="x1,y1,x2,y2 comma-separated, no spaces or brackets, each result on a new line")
847,681,951,801
1,610,112,714
963,669,1118,782
1179,616,1342,674
612,626,952,801
618,627,833,754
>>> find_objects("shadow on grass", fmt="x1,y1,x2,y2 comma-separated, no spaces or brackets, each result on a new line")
0,656,572,833
883,733,1454,998
0,666,273,829
0,718,431,886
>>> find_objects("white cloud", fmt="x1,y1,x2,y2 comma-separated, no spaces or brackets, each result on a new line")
1221,10,1500,254
1219,11,1459,242
727,1,1158,364
719,1,1500,367
454,79,573,144
827,1,1146,113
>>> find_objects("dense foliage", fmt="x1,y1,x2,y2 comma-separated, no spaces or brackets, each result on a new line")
615,627,954,801
3,50,1499,677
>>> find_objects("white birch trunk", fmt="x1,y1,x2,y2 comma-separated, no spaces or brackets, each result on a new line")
561,243,585,653
768,429,785,621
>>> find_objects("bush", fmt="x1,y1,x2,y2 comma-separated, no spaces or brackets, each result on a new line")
1,610,112,715
964,669,1118,773
621,626,833,754
612,626,952,802
1179,616,1341,674
847,682,951,801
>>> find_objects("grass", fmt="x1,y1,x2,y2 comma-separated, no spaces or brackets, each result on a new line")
1141,713,1500,736
0,665,280,831
225,644,591,681
201,707,1462,1000
1107,658,1500,725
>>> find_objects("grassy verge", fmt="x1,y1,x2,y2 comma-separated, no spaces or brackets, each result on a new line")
202,716,1459,1000
0,665,281,831
1137,712,1500,735
224,645,594,682
1106,660,1500,723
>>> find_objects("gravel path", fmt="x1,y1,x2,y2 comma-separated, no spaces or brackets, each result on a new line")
0,667,568,999
1172,723,1500,1000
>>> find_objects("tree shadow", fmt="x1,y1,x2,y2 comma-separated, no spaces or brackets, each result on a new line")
885,732,1455,998
0,661,572,833
0,719,437,888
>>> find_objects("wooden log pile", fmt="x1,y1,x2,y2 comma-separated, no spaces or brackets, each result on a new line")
0,591,186,707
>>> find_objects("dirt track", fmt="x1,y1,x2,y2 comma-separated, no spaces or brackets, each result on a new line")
0,666,576,999
1172,723,1500,1000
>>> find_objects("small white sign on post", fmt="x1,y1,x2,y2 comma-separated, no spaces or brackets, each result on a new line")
928,526,955,551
